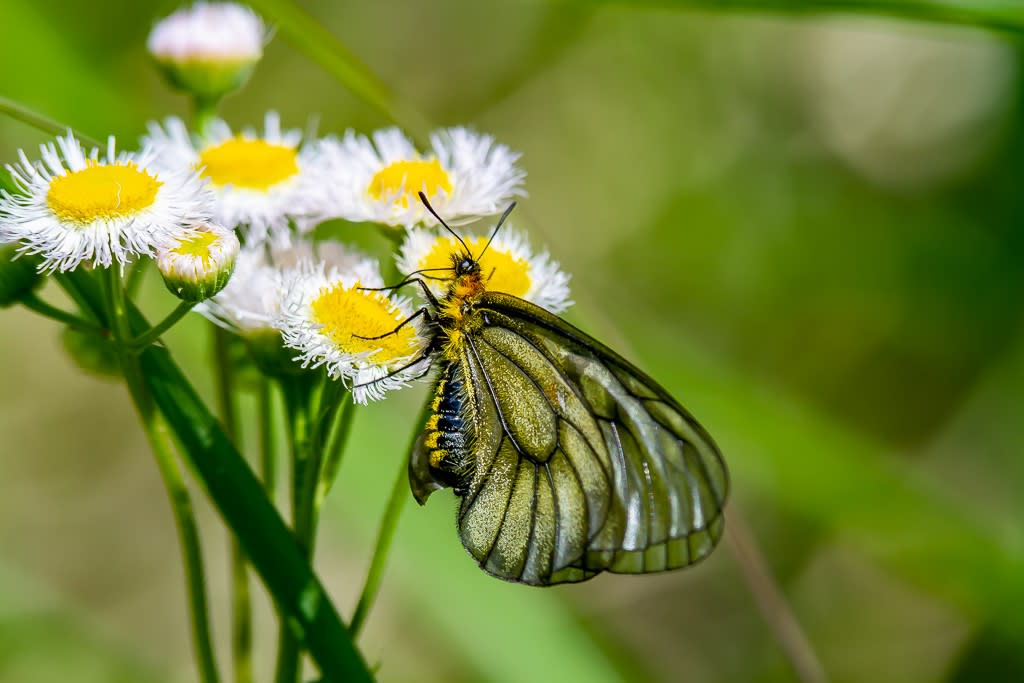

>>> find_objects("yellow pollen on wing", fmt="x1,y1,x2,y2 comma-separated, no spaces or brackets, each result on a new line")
310,282,418,361
46,162,162,224
368,158,452,209
198,137,299,190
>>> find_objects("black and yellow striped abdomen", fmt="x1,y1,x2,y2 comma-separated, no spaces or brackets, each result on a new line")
409,360,473,502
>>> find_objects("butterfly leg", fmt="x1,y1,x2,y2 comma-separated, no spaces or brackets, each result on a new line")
351,338,438,391
361,277,442,310
354,306,433,341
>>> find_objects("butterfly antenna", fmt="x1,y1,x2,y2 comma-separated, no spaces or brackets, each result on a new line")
418,191,470,255
476,201,517,261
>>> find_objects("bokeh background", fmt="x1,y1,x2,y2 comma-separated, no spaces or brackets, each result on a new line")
2,2,1023,682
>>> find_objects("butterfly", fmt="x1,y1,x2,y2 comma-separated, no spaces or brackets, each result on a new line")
397,193,729,586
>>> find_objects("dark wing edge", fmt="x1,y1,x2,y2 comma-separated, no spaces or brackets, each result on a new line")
476,292,729,582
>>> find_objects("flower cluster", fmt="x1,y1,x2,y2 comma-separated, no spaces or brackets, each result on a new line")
0,1,572,404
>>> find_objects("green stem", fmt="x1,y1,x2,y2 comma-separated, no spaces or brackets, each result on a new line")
651,0,1024,35
300,381,346,554
230,542,254,683
314,393,356,513
274,375,341,683
104,267,221,683
274,375,316,683
210,324,253,683
281,377,314,536
260,378,278,500
0,95,103,147
193,96,221,135
349,394,432,639
126,259,148,297
128,300,194,350
243,0,430,141
55,273,105,323
212,325,239,436
20,292,106,335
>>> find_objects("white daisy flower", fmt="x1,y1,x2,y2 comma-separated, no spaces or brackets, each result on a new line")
317,126,525,229
0,133,210,273
156,222,240,303
198,236,361,335
148,2,267,100
397,226,572,313
276,257,430,403
143,112,325,244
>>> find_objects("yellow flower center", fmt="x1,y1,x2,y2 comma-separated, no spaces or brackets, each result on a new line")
198,137,299,190
173,230,219,268
310,283,418,361
46,162,162,224
368,159,452,208
420,236,532,298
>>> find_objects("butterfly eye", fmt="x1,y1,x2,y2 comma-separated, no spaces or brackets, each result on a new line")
458,259,476,274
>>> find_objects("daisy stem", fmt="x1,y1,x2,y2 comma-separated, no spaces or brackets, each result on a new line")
349,394,432,639
126,259,148,297
260,378,278,500
273,375,342,683
299,380,346,554
244,0,431,141
20,292,107,336
0,95,103,148
55,272,105,324
275,374,317,683
193,96,221,137
314,391,356,513
128,300,195,350
104,266,221,683
211,324,255,683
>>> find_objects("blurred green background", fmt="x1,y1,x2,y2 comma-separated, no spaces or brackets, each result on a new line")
2,1,1023,682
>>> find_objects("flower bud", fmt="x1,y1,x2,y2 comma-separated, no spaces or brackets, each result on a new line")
0,244,43,307
156,223,240,303
148,3,267,101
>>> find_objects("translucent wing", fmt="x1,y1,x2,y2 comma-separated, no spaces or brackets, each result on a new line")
449,292,728,586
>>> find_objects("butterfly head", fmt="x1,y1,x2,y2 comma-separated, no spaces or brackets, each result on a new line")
447,251,487,304
416,191,517,309
452,254,481,277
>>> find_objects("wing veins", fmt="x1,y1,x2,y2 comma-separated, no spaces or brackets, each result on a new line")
483,313,708,552
543,463,561,579
464,333,532,459
520,463,540,582
482,297,726,496
481,326,610,463
459,434,504,526
477,335,561,461
556,437,594,553
481,453,522,568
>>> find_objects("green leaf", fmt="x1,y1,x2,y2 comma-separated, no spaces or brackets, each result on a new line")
59,270,373,683
139,347,372,683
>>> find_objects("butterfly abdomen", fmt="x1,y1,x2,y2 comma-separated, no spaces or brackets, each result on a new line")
422,363,474,493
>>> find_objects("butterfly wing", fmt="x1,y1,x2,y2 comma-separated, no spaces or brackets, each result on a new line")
450,291,728,586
